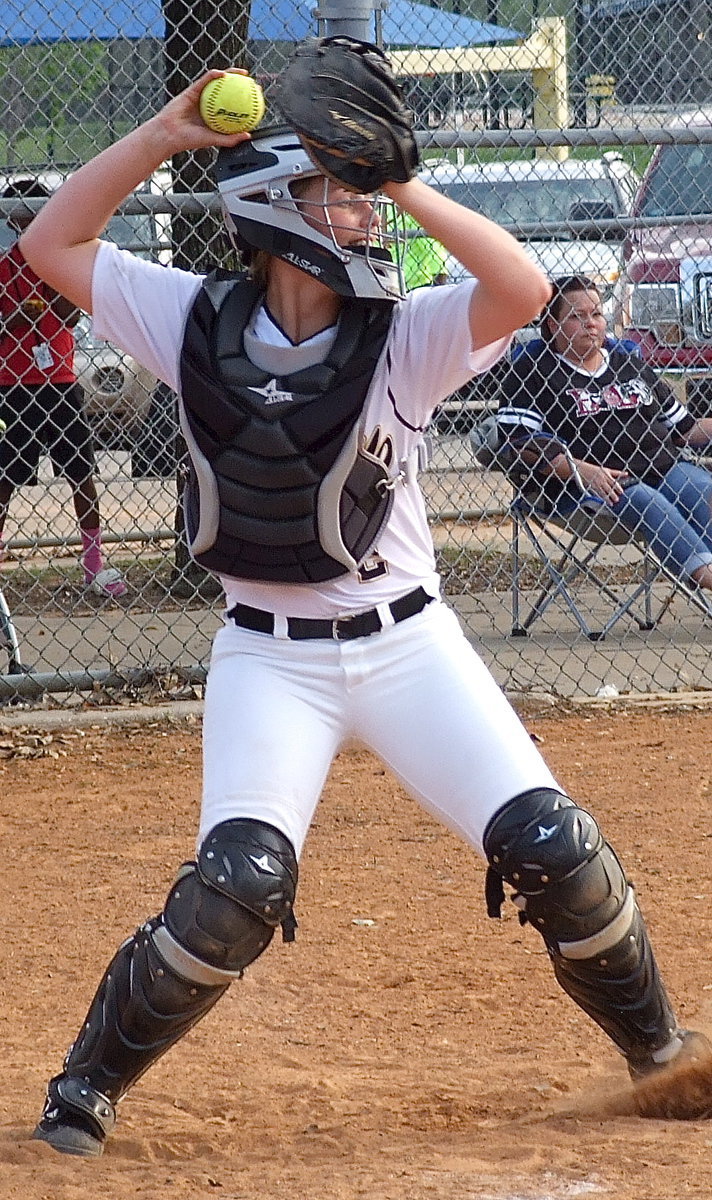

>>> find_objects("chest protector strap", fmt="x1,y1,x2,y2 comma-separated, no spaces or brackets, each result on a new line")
179,273,395,583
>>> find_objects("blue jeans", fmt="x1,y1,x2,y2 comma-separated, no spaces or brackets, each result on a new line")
609,459,712,581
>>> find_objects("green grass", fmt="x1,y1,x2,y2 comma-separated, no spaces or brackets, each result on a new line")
0,119,137,173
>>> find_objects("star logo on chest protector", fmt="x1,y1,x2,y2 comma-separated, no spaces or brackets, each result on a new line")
249,378,295,406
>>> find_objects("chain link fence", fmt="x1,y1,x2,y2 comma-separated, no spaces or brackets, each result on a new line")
1,0,712,704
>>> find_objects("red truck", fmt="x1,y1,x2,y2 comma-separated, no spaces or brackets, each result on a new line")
614,111,712,416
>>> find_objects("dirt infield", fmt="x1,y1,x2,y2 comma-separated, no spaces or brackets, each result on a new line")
2,702,712,1200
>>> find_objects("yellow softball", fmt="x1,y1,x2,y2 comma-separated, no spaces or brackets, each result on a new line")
199,73,265,134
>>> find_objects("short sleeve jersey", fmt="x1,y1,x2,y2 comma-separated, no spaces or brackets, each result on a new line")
496,346,694,487
91,241,510,617
0,242,75,386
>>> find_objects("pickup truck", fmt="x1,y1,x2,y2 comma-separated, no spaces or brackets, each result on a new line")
614,111,712,415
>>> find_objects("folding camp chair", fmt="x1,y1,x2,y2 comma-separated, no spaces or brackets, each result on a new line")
471,419,712,641
0,584,21,675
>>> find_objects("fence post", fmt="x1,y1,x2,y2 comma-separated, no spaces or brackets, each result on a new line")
532,17,570,162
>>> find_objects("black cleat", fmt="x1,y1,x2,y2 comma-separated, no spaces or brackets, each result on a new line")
627,1029,712,1082
32,1075,115,1158
33,1112,105,1157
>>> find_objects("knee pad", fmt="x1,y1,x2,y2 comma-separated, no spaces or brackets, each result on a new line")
198,818,298,936
483,787,628,948
155,819,298,986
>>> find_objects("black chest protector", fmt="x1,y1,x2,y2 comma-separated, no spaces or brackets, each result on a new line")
179,272,395,583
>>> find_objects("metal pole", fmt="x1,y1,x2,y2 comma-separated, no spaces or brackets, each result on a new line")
0,665,208,702
484,0,503,129
313,0,379,44
571,0,588,127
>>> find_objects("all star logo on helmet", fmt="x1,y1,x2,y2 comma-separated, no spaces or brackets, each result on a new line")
283,251,322,277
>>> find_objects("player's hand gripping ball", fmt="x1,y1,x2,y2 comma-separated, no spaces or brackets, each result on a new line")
199,73,265,134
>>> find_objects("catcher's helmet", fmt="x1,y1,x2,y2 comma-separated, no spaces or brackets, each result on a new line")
214,126,406,301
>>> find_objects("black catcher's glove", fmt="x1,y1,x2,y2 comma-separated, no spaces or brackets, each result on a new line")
273,36,420,193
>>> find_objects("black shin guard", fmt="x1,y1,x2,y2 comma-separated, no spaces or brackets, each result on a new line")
548,892,678,1063
484,788,678,1063
37,821,298,1155
62,917,229,1103
35,916,231,1155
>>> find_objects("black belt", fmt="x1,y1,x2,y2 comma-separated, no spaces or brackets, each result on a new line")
227,586,434,641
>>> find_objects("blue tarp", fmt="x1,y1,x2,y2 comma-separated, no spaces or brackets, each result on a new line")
1,0,521,49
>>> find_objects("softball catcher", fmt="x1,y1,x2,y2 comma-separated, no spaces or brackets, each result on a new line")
21,38,712,1157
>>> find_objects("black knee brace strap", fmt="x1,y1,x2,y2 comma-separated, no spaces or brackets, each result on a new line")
483,788,678,1060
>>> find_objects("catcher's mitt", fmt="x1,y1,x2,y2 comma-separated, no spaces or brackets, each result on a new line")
273,36,420,193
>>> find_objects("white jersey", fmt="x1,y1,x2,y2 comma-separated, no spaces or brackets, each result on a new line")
92,242,509,617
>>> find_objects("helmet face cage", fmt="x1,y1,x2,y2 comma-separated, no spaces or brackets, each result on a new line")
215,128,406,301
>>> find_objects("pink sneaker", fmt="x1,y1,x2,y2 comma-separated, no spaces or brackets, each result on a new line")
86,567,127,598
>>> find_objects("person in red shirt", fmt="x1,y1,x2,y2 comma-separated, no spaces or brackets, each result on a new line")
0,178,126,597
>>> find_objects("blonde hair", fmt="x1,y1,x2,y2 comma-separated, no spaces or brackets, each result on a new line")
245,175,320,291
247,249,271,290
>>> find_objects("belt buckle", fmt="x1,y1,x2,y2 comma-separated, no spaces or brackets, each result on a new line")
332,615,354,641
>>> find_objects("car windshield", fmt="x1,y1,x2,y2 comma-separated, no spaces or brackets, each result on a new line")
436,178,623,225
106,214,160,255
638,143,712,218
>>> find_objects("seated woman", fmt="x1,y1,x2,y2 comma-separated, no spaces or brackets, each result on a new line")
495,273,712,593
